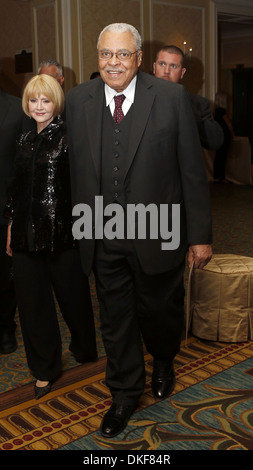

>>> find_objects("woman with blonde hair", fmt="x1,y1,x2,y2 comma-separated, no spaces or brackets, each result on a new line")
5,74,97,399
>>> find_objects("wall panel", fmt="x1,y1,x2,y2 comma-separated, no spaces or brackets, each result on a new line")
79,0,143,82
151,0,205,94
0,0,32,96
31,0,59,73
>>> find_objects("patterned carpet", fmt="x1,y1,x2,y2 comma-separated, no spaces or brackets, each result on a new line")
0,274,105,394
1,337,253,451
1,182,253,452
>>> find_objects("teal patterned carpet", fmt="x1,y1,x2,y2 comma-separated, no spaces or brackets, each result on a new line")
1,182,253,455
0,274,104,393
1,182,253,393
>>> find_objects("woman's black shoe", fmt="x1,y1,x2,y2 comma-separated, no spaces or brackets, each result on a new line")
34,381,52,400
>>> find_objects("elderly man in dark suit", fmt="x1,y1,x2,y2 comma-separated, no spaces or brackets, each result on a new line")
153,45,224,150
66,23,212,438
0,89,24,354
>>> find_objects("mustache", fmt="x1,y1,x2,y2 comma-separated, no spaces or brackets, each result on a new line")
104,67,125,73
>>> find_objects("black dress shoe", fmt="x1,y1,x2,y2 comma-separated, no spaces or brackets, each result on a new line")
100,402,136,438
0,331,17,354
34,381,52,400
151,360,176,400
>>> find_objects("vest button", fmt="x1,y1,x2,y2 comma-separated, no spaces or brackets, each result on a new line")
115,140,119,145
113,166,118,172
114,180,118,186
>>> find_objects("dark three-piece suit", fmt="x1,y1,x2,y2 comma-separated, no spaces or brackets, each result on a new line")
66,71,212,405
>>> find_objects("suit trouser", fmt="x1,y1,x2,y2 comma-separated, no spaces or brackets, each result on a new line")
0,226,17,334
93,237,185,406
213,139,231,181
12,248,97,381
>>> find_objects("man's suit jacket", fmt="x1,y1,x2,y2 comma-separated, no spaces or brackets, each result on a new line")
0,90,24,226
189,93,224,150
66,71,212,276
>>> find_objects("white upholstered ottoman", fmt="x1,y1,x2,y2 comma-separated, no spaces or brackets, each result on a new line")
190,254,253,342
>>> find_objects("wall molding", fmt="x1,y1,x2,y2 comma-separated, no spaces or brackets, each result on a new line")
210,0,253,99
150,0,206,95
31,0,60,72
60,0,73,69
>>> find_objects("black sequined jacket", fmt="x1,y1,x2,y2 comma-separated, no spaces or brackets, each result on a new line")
5,116,75,252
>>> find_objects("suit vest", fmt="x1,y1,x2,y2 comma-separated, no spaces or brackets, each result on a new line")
101,103,133,208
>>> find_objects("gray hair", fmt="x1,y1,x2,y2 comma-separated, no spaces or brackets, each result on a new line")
97,23,142,52
38,59,64,78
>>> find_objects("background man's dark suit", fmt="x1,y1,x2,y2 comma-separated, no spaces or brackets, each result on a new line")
153,46,224,152
188,93,224,150
0,90,24,353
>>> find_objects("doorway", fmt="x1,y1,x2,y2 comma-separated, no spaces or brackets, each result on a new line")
217,11,253,134
232,67,253,137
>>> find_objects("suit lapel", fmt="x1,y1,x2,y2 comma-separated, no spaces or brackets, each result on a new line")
124,72,155,179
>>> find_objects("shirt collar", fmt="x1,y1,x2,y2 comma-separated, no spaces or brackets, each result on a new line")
104,75,137,107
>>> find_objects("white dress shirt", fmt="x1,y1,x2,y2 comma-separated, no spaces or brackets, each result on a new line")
104,75,137,117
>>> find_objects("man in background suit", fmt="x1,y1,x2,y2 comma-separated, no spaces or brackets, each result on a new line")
153,45,224,150
38,59,64,87
0,88,24,354
66,23,212,438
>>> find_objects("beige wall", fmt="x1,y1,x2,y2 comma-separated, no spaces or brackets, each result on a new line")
0,0,32,96
150,0,208,95
71,0,212,96
1,0,253,101
80,0,142,81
